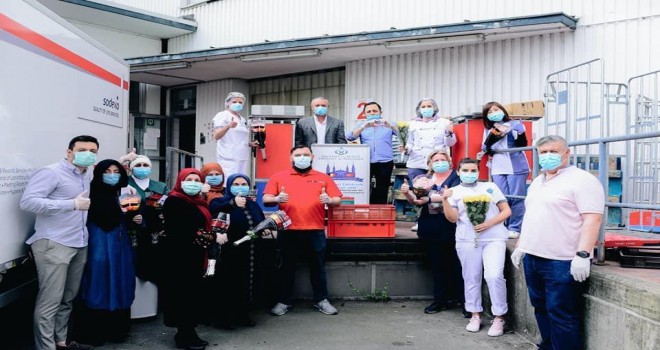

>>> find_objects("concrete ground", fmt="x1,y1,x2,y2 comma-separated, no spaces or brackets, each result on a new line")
98,301,535,350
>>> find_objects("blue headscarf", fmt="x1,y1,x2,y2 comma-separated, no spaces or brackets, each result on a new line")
223,173,251,200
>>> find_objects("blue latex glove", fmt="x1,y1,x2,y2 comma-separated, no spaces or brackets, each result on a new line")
512,121,525,134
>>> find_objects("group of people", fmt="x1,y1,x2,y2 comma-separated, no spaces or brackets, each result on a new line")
20,92,605,350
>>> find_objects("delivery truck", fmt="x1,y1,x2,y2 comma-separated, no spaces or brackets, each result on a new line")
0,0,130,307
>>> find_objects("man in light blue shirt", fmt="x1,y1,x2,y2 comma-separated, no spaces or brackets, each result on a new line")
346,102,398,204
20,135,98,350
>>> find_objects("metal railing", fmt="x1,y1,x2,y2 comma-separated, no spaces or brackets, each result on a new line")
494,130,660,264
166,147,204,189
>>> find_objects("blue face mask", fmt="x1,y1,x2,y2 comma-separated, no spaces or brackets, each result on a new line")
366,114,381,121
230,185,250,197
539,153,563,171
206,175,223,186
487,110,505,122
181,181,203,195
460,172,479,184
432,161,450,173
420,107,434,118
102,173,120,186
132,167,151,180
314,106,328,116
293,155,312,169
230,103,243,112
72,151,97,167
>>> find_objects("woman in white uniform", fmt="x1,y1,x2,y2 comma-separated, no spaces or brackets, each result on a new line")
441,158,511,337
212,92,258,181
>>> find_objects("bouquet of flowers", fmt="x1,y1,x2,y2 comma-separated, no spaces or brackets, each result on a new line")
412,174,433,198
234,210,292,246
396,121,409,163
462,194,491,226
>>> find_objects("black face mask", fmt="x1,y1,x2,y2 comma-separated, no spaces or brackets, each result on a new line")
292,162,312,174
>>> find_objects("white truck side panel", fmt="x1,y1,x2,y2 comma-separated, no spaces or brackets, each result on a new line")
0,0,129,270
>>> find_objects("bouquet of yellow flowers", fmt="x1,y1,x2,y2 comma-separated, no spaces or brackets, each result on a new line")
462,194,491,226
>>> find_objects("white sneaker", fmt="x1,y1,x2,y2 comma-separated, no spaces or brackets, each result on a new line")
466,316,481,332
270,303,291,316
314,299,338,315
508,231,520,239
487,318,505,337
411,224,418,232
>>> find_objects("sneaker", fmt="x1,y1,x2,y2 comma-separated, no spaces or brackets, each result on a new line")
424,302,447,314
487,318,505,337
314,299,338,315
465,316,481,332
411,224,418,232
270,302,291,316
508,231,520,239
56,341,94,350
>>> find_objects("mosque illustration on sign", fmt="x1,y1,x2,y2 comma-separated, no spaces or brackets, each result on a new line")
325,163,364,182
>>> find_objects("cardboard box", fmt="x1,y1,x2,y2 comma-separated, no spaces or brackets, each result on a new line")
504,100,545,118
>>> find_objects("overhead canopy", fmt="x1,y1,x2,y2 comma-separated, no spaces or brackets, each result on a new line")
127,12,577,87
37,0,197,39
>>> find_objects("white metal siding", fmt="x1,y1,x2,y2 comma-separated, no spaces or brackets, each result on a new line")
195,79,249,162
155,0,660,53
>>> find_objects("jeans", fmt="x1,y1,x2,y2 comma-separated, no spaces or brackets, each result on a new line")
491,173,527,233
276,230,328,304
523,254,586,350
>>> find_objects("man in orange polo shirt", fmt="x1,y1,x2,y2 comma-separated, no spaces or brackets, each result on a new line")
263,145,342,316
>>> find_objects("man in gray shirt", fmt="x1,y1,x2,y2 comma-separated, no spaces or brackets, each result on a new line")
20,135,98,350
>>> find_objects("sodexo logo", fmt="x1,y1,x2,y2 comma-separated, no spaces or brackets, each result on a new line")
102,96,120,110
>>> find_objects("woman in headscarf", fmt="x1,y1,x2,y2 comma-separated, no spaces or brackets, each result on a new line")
127,155,170,318
209,173,266,329
161,168,217,350
212,92,259,180
200,162,225,204
79,159,138,345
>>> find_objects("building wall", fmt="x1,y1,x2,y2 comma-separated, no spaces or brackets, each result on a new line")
105,0,658,56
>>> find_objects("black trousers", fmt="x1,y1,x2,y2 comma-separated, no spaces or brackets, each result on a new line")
370,161,394,204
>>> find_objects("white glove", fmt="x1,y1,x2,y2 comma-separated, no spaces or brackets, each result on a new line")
234,193,246,208
570,256,591,282
119,148,137,164
73,191,90,211
216,233,228,245
132,214,143,224
510,249,525,269
201,183,211,194
276,186,288,203
319,188,332,204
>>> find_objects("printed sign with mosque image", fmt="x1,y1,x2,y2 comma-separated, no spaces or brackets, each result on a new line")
311,144,370,204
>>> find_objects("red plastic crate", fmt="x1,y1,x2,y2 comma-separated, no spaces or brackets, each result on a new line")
327,220,395,238
329,205,395,220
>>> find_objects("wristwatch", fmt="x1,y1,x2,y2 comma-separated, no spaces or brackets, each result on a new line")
576,251,590,258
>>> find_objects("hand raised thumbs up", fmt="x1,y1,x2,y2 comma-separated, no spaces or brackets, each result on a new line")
441,185,453,199
319,187,331,204
400,178,410,194
276,186,288,203
234,192,246,208
73,190,91,211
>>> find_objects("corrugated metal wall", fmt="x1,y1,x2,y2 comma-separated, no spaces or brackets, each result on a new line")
108,0,658,55
195,79,249,162
250,70,346,118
